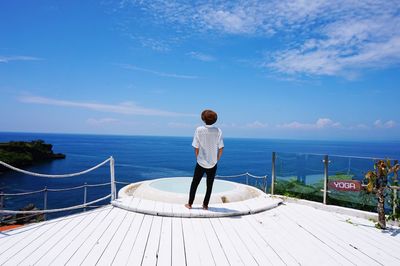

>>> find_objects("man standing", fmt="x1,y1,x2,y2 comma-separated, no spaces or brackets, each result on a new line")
185,110,224,210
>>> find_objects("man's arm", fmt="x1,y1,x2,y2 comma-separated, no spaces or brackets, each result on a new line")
194,148,199,157
217,147,224,161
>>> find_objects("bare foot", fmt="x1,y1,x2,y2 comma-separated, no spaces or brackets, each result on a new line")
184,204,192,209
202,205,208,210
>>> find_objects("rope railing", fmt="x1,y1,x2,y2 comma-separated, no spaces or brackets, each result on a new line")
0,156,117,224
0,194,111,214
216,172,268,193
0,182,113,196
0,157,111,178
85,182,112,187
0,189,46,196
47,185,86,192
115,181,130,185
0,154,269,222
216,172,267,179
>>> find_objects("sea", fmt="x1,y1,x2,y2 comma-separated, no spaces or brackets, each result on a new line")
1,132,400,219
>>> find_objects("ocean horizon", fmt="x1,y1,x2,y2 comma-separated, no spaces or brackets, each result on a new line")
1,131,400,219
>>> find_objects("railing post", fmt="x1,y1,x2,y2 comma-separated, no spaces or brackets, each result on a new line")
393,187,398,217
110,156,116,201
83,182,87,212
43,187,48,220
264,175,267,193
246,173,249,185
0,191,4,210
271,152,276,195
323,155,329,205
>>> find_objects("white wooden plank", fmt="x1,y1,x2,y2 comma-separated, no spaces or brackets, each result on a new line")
171,217,186,266
79,208,129,265
229,216,286,265
277,204,378,265
172,203,189,217
200,219,229,266
53,207,118,265
125,214,154,265
0,209,98,239
181,217,201,266
111,213,145,265
157,217,172,266
16,210,90,266
163,200,173,215
254,207,329,265
128,197,141,209
0,207,102,265
264,204,384,265
136,198,156,215
285,203,400,264
32,207,112,265
0,218,58,258
142,216,163,266
289,203,397,258
227,201,251,215
224,217,274,265
153,200,165,216
216,217,257,265
244,214,301,265
190,218,216,265
208,217,244,266
95,211,137,265
275,206,352,264
188,206,202,218
2,213,85,266
330,210,400,249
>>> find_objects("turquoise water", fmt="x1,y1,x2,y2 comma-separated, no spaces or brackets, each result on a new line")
149,177,236,194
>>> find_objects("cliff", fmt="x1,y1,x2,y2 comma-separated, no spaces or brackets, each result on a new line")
0,140,65,173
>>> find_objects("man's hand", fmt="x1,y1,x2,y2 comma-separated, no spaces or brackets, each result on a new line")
217,147,224,161
194,148,199,158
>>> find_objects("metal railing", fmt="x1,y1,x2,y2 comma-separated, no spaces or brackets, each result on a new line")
0,156,118,224
270,151,400,216
0,155,268,225
216,172,268,193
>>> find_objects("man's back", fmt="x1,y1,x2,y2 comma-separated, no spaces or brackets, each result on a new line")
192,125,224,169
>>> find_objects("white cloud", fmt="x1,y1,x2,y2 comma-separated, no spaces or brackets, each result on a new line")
117,63,198,79
19,95,195,117
374,120,397,129
278,118,341,130
86,118,120,125
188,51,215,62
352,124,369,130
167,122,194,129
124,0,400,77
135,36,170,52
246,121,268,129
0,55,42,63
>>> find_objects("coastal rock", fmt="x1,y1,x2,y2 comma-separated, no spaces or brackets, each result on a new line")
0,140,65,173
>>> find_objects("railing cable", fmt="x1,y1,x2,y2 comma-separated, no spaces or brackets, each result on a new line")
0,157,111,178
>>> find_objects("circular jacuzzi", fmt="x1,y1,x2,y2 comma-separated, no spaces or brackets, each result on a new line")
118,177,263,204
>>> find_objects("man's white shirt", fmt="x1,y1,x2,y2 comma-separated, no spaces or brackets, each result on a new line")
192,125,224,169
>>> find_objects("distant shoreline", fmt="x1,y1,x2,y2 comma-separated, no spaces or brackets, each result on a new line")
0,131,399,143
0,140,65,173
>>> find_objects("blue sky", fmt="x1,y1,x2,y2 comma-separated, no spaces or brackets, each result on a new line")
1,0,400,140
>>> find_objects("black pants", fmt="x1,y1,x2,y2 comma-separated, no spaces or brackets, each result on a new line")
188,163,217,207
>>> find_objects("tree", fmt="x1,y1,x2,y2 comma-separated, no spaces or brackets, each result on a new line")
365,160,399,229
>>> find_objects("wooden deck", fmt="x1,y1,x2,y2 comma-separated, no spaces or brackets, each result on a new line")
1,202,399,265
112,194,283,218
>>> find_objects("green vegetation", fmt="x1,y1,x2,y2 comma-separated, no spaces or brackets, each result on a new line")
274,173,378,212
364,159,399,229
0,140,65,173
